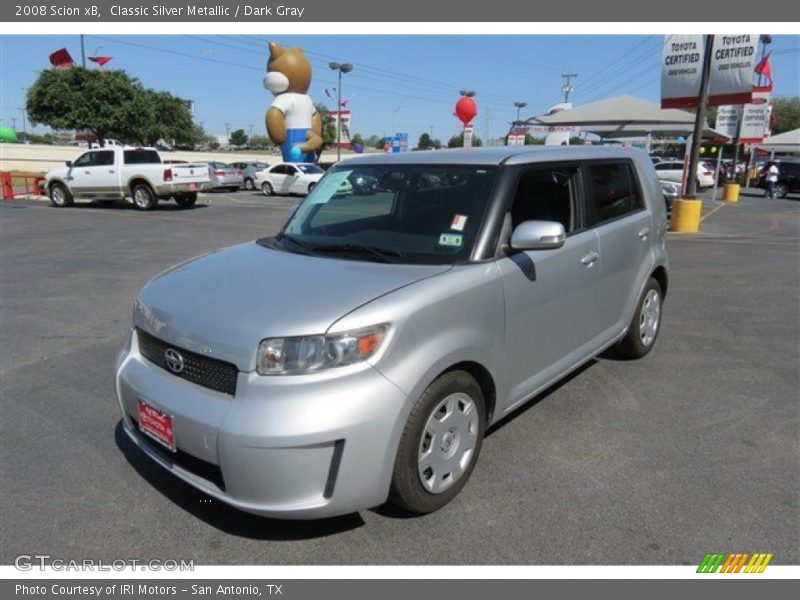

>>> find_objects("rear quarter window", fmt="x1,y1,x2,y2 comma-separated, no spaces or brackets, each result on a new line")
124,150,161,165
588,162,644,225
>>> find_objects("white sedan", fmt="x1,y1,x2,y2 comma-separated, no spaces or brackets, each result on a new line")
254,163,325,196
654,160,715,189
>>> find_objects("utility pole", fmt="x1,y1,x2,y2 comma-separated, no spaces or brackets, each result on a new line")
11,117,17,132
18,108,27,134
329,62,353,161
561,73,578,103
685,35,714,199
80,35,86,68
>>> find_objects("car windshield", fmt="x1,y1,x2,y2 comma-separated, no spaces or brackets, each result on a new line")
276,164,498,265
296,164,324,174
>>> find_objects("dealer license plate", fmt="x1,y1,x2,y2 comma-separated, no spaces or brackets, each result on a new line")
137,399,176,452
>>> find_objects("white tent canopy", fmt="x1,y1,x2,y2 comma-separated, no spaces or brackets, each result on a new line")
758,128,800,154
527,95,729,140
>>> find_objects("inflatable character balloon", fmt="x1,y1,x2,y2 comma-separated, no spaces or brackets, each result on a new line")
263,42,323,163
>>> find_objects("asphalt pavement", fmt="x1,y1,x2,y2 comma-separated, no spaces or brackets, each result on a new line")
0,187,797,565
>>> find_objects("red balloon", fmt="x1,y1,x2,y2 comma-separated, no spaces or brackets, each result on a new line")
454,96,478,125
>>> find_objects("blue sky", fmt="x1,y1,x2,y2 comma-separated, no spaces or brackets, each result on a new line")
1,34,798,143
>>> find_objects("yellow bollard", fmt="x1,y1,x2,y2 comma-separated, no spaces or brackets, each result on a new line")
670,198,703,233
723,183,740,202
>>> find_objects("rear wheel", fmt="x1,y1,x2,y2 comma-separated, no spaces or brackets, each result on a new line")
131,183,157,211
616,277,663,359
775,183,788,198
49,182,73,207
261,182,274,196
390,370,486,514
175,192,197,208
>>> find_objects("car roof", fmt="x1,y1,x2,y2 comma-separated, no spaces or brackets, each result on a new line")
333,145,648,167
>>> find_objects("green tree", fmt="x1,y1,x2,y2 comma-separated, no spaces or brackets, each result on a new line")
350,132,364,146
138,90,197,146
417,132,435,150
771,97,800,135
229,128,248,147
26,67,146,146
364,134,382,148
374,136,387,150
447,132,483,148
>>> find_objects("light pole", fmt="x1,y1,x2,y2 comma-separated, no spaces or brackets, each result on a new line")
329,61,353,161
513,101,527,126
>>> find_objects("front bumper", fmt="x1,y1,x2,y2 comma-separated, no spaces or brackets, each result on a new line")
115,330,409,519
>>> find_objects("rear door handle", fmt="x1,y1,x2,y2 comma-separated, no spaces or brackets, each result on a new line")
638,227,651,239
581,251,599,266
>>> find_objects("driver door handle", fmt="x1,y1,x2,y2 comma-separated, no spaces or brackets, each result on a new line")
638,227,651,239
581,251,599,266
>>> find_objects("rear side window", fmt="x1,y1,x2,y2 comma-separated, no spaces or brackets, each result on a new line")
94,151,115,166
588,162,643,225
124,149,161,164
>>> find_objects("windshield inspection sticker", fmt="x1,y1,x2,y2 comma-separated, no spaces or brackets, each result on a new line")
439,233,463,247
451,214,468,231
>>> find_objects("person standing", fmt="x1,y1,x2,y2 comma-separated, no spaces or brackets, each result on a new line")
764,162,779,199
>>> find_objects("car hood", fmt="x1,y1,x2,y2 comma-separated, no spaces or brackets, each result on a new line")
134,241,450,371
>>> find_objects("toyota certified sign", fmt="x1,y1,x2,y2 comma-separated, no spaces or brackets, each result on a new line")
661,34,759,109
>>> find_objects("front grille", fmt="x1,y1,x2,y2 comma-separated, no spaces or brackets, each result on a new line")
129,415,226,491
136,328,238,396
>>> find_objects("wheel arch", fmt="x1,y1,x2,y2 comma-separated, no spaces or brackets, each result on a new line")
651,265,668,298
128,177,155,196
439,360,497,425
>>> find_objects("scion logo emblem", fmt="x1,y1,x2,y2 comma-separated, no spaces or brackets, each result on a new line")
164,348,185,373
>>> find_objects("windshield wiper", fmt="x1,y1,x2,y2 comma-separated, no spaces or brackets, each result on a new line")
309,243,405,263
277,233,313,255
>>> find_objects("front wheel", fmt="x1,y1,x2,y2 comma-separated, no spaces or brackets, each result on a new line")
49,182,73,207
175,192,197,208
131,183,157,211
307,182,316,194
775,183,788,198
244,178,255,191
616,277,663,359
261,181,274,196
390,370,486,515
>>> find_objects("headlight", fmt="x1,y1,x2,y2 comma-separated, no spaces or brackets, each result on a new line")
256,324,388,375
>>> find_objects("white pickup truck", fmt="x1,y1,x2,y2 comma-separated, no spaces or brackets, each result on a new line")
45,146,210,210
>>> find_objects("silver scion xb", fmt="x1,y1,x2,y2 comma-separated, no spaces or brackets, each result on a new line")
116,146,669,519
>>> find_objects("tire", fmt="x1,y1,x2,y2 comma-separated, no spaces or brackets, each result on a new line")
175,192,197,208
228,186,239,192
307,182,316,194
49,182,73,207
390,370,486,515
775,183,788,199
131,183,157,211
261,181,274,196
616,277,663,359
244,178,255,191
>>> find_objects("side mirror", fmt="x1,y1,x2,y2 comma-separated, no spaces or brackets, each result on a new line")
65,161,72,167
509,220,566,250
